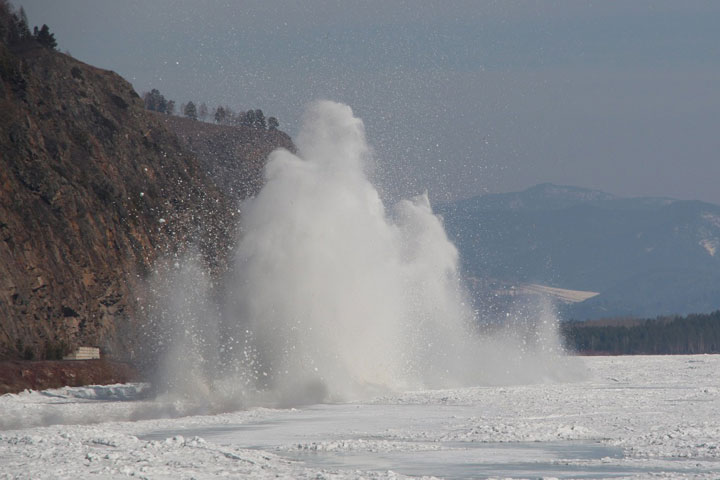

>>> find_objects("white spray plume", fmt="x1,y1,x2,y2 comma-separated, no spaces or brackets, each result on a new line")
150,100,584,410
224,101,580,404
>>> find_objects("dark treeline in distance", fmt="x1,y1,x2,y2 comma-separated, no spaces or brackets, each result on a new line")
562,311,720,355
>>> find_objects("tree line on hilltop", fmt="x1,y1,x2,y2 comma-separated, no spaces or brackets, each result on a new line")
0,3,280,132
0,1,57,49
142,88,280,131
561,310,720,355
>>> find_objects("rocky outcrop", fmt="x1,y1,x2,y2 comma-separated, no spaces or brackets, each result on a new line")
0,40,236,360
158,114,294,203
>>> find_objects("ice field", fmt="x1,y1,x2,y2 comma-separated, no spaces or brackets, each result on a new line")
1,355,719,479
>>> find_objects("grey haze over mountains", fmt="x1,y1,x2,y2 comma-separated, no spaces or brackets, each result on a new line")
437,184,720,320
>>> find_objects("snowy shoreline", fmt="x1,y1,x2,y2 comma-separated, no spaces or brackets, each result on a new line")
1,355,719,479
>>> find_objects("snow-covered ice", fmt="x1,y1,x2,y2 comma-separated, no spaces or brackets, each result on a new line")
2,355,719,479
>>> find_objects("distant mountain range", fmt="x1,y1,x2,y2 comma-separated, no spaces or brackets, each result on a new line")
437,183,720,320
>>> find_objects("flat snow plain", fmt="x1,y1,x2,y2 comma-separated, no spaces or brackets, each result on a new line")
1,355,719,479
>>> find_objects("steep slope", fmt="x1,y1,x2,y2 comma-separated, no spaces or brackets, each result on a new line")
159,114,294,203
0,38,233,360
438,183,720,320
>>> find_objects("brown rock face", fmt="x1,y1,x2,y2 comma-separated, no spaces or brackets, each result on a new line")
0,41,240,361
159,114,294,203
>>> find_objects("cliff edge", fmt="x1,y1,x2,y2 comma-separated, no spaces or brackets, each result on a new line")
0,35,245,361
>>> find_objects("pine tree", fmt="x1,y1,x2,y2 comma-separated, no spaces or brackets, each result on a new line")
243,109,255,127
254,109,266,129
214,106,226,124
17,6,29,38
184,101,197,120
143,89,166,112
35,24,57,49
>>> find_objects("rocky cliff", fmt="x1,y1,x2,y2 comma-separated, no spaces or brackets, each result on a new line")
0,33,288,360
159,114,293,203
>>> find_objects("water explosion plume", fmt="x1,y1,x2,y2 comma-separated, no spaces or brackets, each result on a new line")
147,101,579,410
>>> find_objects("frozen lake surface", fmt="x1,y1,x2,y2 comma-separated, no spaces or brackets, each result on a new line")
2,355,720,479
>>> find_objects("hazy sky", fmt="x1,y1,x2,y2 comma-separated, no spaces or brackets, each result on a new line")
18,1,720,204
